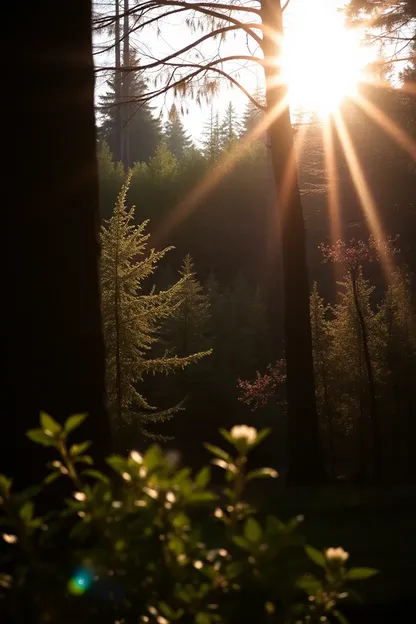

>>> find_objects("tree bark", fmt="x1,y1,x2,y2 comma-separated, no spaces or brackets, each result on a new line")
351,272,381,482
261,0,322,482
3,1,112,488
115,0,124,163
122,0,131,170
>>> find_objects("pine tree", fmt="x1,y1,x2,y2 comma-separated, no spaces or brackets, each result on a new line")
240,88,266,137
100,177,207,435
201,107,221,161
310,283,335,475
97,141,124,219
98,52,162,165
219,102,241,150
164,104,193,158
165,255,211,357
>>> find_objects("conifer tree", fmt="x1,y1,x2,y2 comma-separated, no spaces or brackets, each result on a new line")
310,282,335,475
98,52,162,165
240,88,266,138
219,102,241,151
165,255,211,357
97,141,124,219
100,177,207,435
201,107,221,162
164,104,193,158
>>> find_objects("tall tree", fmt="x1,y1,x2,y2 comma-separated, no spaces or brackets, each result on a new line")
3,0,111,487
98,52,162,165
201,107,222,161
220,101,241,150
100,178,207,436
164,104,193,158
94,1,322,481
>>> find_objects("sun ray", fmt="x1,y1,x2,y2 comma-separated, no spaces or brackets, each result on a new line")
322,118,345,286
353,93,416,161
153,96,289,246
332,110,395,279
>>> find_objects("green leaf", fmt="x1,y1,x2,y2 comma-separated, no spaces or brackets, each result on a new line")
187,491,217,504
244,517,262,543
346,567,379,581
19,501,34,523
82,469,110,484
249,428,271,448
226,561,246,579
334,609,350,624
106,455,127,474
266,515,286,534
196,613,211,624
69,441,91,456
64,413,87,435
0,475,12,496
26,429,56,447
143,445,163,471
203,443,231,463
74,455,93,466
219,428,236,446
40,412,61,436
44,472,60,485
232,535,250,550
195,466,210,489
296,574,322,594
305,546,326,568
158,602,177,619
246,467,278,481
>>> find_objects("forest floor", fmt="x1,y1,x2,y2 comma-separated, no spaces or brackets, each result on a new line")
261,484,416,622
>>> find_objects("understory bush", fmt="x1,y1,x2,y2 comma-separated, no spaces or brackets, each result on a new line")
0,415,377,623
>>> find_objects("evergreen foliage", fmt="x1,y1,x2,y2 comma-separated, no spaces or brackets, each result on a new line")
201,107,221,161
164,104,193,158
100,177,208,436
98,53,162,164
219,102,241,151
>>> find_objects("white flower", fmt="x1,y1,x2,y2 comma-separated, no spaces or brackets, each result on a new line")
230,425,257,444
112,500,122,509
2,534,17,544
148,606,158,616
157,617,169,624
214,507,224,518
218,549,228,557
122,472,131,482
325,547,349,562
177,554,187,564
142,617,149,623
139,466,147,478
193,560,203,569
52,460,62,469
130,450,142,464
166,491,176,503
164,502,172,510
77,511,86,518
73,491,86,502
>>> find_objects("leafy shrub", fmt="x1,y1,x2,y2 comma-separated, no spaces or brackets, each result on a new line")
0,415,377,623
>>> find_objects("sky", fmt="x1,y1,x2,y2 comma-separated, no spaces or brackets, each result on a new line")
93,0,378,141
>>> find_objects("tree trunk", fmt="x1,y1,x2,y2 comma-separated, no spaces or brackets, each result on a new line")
261,0,322,482
3,1,112,488
122,0,131,170
114,0,123,163
351,273,381,482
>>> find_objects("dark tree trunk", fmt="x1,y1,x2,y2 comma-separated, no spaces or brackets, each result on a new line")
122,0,131,170
261,0,323,482
115,0,124,163
3,1,112,489
351,272,381,482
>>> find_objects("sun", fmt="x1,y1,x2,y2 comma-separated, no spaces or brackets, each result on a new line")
281,2,373,118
